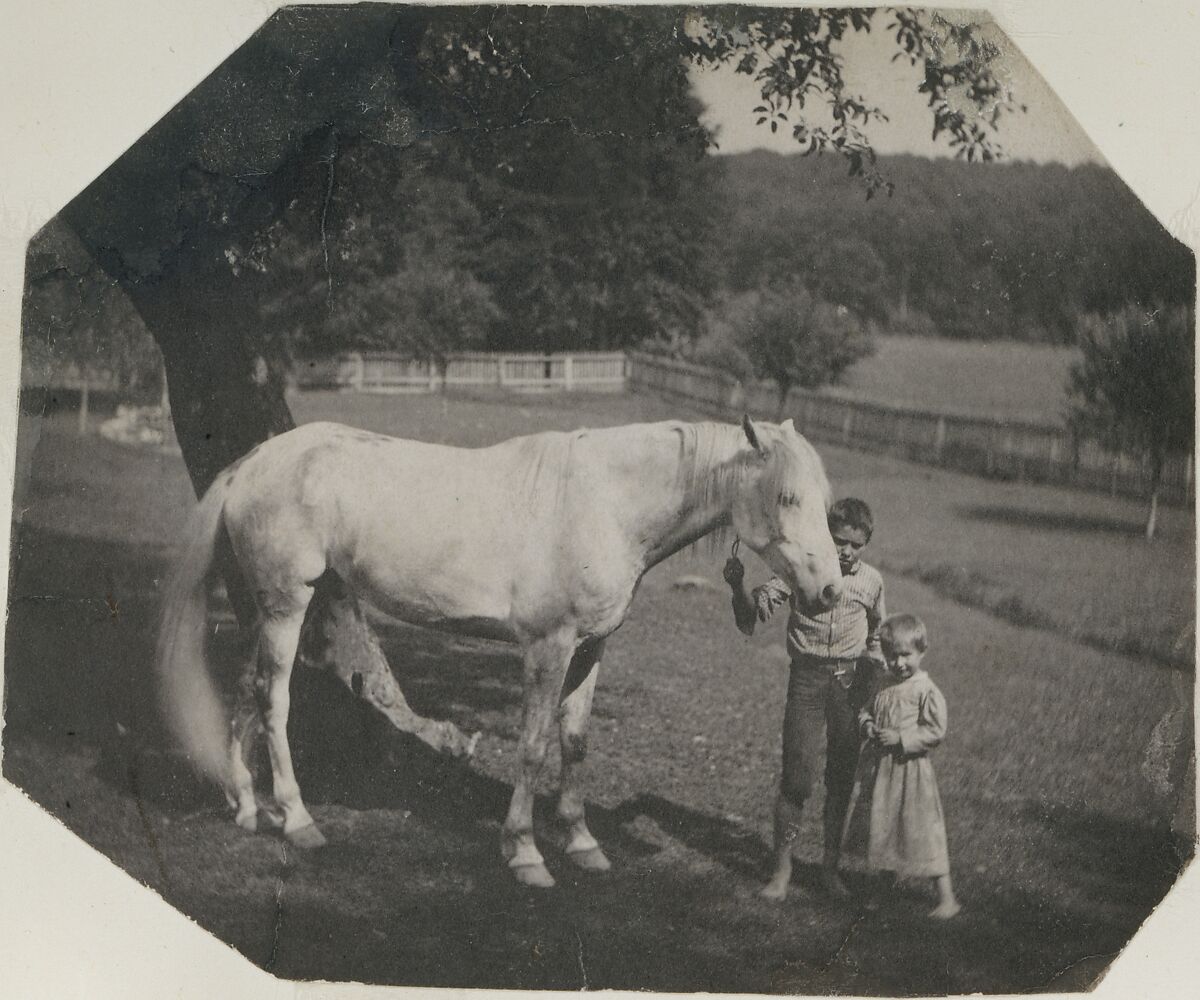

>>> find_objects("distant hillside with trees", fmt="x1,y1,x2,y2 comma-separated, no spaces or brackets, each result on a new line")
706,150,1193,346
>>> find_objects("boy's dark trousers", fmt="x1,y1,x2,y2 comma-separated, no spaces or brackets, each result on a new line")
777,654,876,856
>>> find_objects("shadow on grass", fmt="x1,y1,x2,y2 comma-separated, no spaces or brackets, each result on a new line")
959,503,1150,539
883,555,1194,671
1020,798,1194,899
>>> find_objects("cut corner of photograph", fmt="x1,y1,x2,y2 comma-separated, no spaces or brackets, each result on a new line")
1,2,1197,998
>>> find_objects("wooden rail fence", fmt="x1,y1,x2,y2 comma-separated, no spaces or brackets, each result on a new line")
626,351,1195,506
29,349,1192,505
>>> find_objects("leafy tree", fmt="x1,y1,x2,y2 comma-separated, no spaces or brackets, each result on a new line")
716,284,876,417
327,257,500,372
23,221,163,426
1068,304,1196,539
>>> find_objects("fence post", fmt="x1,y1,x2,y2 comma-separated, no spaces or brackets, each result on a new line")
78,377,90,435
352,352,365,392
428,359,439,393
564,355,574,392
729,380,745,415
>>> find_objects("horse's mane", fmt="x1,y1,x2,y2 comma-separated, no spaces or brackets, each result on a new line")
676,421,832,556
513,420,831,556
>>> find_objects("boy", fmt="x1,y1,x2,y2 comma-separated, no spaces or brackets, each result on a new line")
723,497,885,901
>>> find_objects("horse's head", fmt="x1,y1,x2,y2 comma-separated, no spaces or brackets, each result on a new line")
732,415,842,610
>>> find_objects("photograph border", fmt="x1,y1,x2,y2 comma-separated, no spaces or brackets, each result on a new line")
2,2,1196,997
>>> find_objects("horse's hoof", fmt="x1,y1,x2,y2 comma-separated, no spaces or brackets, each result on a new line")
285,823,327,849
566,846,612,872
511,862,556,888
234,811,258,833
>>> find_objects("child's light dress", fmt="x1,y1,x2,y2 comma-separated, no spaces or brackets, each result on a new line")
842,670,950,878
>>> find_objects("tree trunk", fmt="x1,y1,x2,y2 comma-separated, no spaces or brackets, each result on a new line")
775,381,792,422
61,131,476,761
1146,451,1164,541
78,377,89,435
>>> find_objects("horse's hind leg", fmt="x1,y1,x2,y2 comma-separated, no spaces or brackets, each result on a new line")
557,638,610,872
503,628,576,888
228,668,262,832
255,590,325,848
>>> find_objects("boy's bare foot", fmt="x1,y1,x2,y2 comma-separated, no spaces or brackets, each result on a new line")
759,873,790,901
817,867,851,900
929,900,961,920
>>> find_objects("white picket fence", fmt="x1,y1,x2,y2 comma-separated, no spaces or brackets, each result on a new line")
296,351,629,393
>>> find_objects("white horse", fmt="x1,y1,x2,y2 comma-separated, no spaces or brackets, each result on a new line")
156,415,842,887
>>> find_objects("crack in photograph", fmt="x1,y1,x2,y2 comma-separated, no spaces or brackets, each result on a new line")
4,2,1196,995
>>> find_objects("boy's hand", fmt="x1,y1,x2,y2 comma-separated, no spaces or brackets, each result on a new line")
722,556,745,587
861,720,878,740
875,728,901,748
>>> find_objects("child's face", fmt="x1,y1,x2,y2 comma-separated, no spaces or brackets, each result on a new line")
829,522,869,574
883,636,926,680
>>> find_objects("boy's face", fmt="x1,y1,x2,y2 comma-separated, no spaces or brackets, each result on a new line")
829,522,869,574
883,636,926,680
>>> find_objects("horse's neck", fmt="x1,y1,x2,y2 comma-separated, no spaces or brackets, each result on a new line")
600,423,745,572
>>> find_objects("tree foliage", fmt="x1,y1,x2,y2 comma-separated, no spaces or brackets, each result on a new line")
716,151,1194,344
697,284,876,414
1068,303,1195,537
48,4,1034,377
23,222,161,399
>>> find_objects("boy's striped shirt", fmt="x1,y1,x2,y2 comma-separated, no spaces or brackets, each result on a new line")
754,561,886,661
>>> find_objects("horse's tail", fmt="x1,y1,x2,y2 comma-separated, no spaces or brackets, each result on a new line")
155,472,237,789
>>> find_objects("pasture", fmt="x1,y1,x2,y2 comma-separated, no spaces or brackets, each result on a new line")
3,388,1194,994
835,333,1080,424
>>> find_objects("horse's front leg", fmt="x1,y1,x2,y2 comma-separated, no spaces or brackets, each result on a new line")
503,628,576,888
557,638,610,871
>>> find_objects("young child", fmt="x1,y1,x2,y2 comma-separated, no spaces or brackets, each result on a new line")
843,613,960,919
724,497,885,901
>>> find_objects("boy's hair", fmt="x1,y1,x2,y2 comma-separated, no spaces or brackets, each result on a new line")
880,614,929,653
828,497,874,540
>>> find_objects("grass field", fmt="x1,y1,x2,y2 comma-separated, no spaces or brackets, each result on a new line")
4,389,1194,994
836,334,1080,424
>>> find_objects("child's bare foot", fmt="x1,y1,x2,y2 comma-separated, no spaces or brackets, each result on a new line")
929,900,961,920
759,873,790,901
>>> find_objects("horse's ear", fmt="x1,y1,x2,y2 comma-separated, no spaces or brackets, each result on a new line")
742,414,765,456
781,418,796,434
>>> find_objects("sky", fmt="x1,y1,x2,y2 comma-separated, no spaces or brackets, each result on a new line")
690,10,1103,166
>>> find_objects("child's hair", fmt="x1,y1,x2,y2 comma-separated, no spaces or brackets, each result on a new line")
828,497,874,540
880,613,929,653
